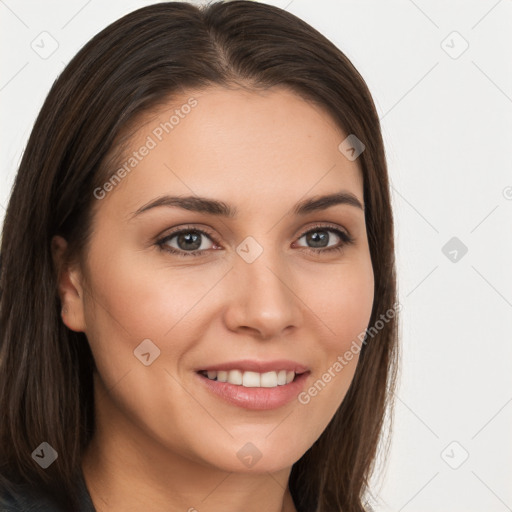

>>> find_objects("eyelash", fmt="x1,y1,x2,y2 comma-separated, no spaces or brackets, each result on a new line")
156,223,355,258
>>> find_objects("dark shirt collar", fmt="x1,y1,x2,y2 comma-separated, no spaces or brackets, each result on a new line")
0,468,96,512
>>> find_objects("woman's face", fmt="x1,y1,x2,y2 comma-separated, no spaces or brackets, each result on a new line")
59,85,374,474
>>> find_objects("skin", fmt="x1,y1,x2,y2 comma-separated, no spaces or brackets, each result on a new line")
52,85,374,512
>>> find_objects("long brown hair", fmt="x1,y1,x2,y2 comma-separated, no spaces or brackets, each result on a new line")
0,2,399,510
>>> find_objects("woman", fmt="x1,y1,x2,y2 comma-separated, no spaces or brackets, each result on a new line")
0,1,399,511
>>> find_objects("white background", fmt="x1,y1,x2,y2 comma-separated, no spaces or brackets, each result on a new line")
1,1,511,510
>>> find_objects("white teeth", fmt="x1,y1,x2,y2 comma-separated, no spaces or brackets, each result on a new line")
242,371,260,387
201,369,298,387
228,369,243,385
260,371,277,387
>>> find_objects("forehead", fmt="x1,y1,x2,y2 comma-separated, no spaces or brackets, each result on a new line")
96,85,364,218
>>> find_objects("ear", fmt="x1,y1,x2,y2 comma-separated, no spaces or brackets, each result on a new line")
51,235,87,332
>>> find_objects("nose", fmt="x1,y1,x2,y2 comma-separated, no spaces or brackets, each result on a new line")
223,245,303,340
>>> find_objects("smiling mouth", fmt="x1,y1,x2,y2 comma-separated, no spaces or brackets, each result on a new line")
197,369,304,388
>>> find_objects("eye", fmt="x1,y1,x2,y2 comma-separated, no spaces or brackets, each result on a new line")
294,223,354,255
156,223,354,258
156,226,218,257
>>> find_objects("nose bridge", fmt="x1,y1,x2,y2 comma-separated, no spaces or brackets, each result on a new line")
226,233,302,337
236,231,287,286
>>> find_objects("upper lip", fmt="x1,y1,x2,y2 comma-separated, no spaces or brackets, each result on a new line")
197,359,309,374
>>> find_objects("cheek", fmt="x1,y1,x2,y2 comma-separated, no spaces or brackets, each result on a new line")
305,255,375,350
293,258,373,436
298,254,374,402
81,240,226,378
87,250,188,329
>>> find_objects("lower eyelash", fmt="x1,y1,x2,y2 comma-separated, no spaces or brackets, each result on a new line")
156,225,354,257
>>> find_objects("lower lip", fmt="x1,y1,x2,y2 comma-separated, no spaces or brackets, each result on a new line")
195,371,310,410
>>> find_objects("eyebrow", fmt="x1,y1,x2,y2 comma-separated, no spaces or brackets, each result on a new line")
129,191,364,219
